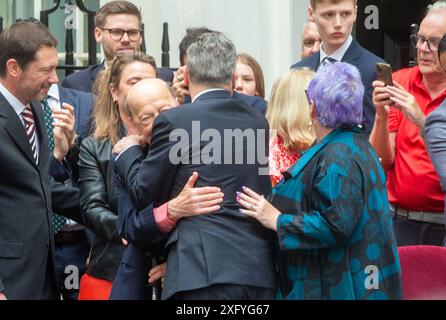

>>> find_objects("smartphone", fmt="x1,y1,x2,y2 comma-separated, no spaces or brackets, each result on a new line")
376,63,394,86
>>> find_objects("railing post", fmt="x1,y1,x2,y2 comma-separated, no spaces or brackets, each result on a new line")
409,24,419,67
76,0,97,66
162,22,170,68
141,22,146,53
63,0,75,76
0,16,3,33
40,0,61,27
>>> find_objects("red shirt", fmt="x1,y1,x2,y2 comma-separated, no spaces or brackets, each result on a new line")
388,66,446,212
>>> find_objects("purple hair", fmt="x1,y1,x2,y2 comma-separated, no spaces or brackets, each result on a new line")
307,62,364,129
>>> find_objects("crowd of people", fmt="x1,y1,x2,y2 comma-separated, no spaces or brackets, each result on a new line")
0,0,446,300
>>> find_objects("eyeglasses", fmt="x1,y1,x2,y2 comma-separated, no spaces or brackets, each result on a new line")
101,28,142,42
414,34,442,52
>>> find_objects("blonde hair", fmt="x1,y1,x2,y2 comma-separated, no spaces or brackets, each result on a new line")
92,52,157,145
236,53,265,99
266,68,316,152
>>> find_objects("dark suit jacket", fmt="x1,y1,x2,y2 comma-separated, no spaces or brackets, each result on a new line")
110,175,166,300
61,63,105,93
424,100,446,217
292,39,384,135
115,90,276,299
49,86,94,225
184,91,268,114
0,93,57,299
62,62,174,93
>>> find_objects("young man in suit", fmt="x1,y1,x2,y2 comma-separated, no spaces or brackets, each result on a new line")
0,21,77,300
62,0,173,92
113,32,276,300
46,84,94,300
292,0,384,135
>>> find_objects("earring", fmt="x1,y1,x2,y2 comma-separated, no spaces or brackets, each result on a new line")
308,121,313,132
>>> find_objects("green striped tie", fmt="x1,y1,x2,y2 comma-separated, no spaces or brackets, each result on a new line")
42,99,67,234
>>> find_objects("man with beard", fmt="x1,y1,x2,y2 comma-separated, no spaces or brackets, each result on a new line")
0,21,76,300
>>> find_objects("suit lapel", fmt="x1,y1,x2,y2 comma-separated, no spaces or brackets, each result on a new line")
0,93,39,168
31,101,47,170
310,53,321,71
341,39,362,64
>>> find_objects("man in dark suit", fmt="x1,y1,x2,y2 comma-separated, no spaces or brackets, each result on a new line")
0,21,78,300
46,84,94,300
114,32,276,300
173,27,268,114
62,1,173,92
292,0,384,135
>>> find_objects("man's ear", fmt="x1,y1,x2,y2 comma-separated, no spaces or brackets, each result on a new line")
183,66,190,86
6,59,21,78
94,27,102,43
308,6,315,22
231,71,237,89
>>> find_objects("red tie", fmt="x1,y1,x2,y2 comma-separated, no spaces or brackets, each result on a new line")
22,106,39,164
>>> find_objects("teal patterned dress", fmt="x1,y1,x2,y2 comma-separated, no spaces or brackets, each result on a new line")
273,128,402,300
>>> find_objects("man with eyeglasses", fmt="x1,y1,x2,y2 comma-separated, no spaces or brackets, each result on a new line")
424,34,446,246
370,1,446,246
62,1,173,93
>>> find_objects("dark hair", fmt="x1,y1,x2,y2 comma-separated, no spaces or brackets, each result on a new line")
178,27,213,66
0,21,57,77
94,0,142,28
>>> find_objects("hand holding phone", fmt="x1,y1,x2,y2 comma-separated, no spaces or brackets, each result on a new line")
376,63,394,87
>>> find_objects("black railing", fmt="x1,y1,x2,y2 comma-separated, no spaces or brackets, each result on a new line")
37,0,170,77
0,16,3,33
409,24,419,67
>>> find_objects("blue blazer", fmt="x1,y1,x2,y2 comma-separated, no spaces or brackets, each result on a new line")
62,62,174,93
49,86,93,181
110,171,167,300
292,39,384,135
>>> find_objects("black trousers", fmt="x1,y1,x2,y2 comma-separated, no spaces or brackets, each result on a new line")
390,210,445,247
171,284,275,300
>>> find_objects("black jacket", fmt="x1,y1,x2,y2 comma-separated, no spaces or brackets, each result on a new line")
115,90,276,299
78,137,124,282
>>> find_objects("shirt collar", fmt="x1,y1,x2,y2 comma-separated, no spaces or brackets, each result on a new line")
0,81,28,117
320,35,353,63
47,83,60,102
192,88,228,103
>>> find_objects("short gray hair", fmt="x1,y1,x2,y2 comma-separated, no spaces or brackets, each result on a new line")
186,32,236,86
427,0,446,15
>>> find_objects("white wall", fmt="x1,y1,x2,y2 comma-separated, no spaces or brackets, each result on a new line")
101,0,310,99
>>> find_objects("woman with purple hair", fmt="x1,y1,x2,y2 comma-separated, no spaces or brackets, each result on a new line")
237,62,402,300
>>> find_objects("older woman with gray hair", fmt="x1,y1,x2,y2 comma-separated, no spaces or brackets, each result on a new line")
237,62,402,300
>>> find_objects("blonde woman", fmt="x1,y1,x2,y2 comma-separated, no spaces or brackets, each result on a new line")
266,68,316,186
